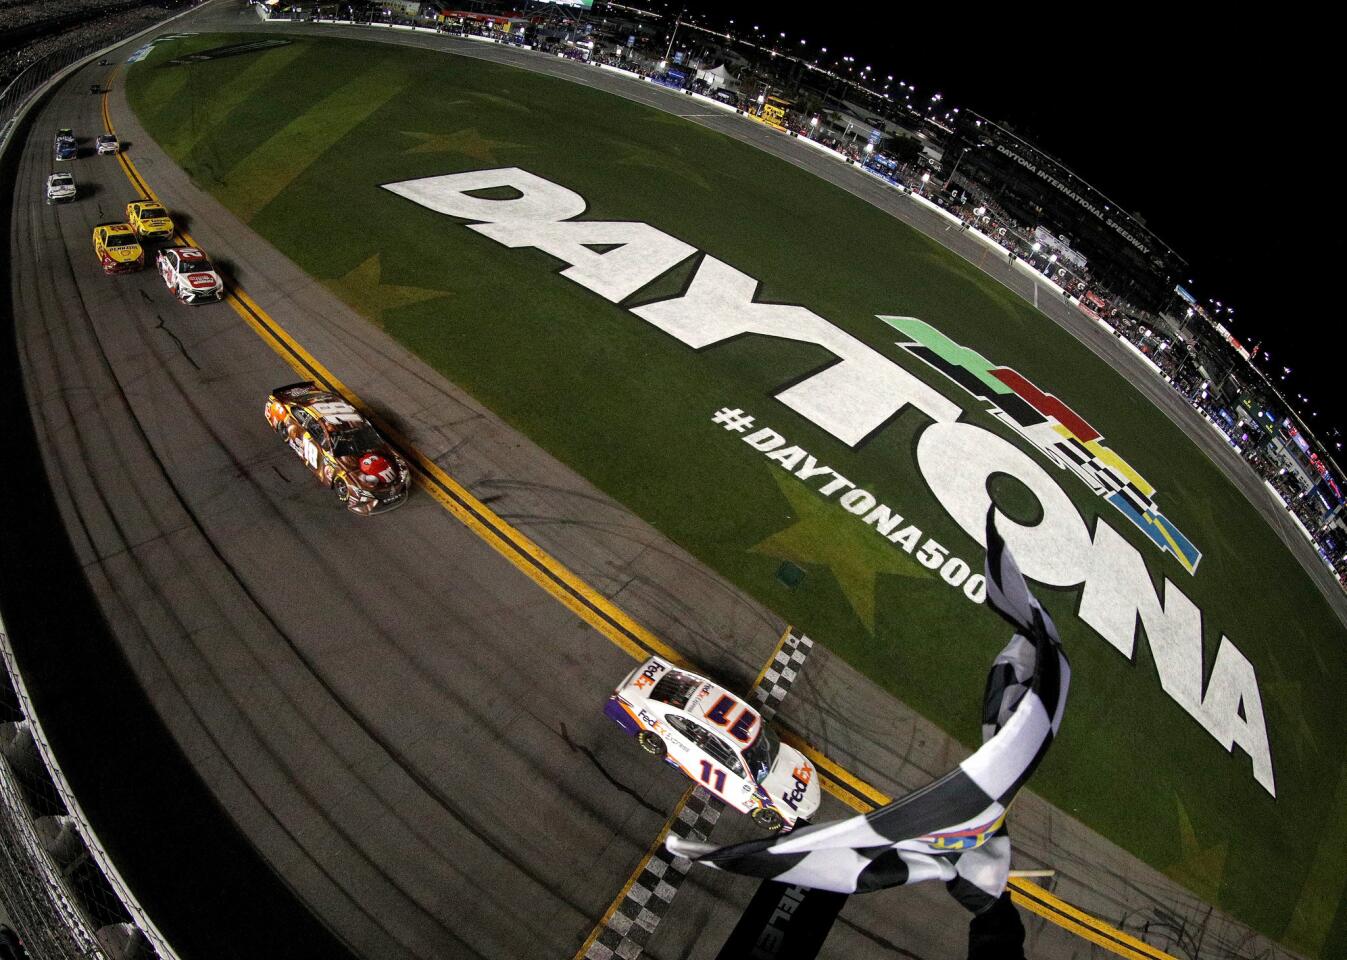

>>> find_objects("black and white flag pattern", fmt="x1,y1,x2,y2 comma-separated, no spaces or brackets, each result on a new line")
666,509,1070,914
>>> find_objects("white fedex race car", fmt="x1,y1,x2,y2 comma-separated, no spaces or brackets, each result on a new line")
607,657,820,831
156,246,223,303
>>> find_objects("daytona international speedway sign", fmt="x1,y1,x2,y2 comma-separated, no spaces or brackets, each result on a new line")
383,168,1275,796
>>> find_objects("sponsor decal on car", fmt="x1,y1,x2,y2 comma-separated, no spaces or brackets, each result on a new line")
779,763,813,812
633,660,665,690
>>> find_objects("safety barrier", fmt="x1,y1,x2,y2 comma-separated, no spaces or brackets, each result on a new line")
0,7,202,956
0,623,179,960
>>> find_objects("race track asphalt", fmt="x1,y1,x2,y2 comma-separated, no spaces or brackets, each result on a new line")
0,3,1312,959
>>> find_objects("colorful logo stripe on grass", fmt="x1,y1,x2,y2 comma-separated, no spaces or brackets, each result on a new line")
883,316,1201,575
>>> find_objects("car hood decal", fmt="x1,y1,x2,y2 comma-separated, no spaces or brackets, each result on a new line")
761,743,820,819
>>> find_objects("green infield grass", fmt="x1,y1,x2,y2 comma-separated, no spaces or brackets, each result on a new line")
125,33,1347,953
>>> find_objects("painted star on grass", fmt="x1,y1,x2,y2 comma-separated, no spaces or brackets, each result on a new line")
326,253,447,328
613,144,712,193
464,90,532,114
1164,797,1228,903
399,128,525,164
751,469,931,633
1259,653,1320,767
1282,763,1347,955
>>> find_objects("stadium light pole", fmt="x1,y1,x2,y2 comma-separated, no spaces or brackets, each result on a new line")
942,144,970,191
664,5,686,62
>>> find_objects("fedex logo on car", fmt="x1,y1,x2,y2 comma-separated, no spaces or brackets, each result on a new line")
633,660,666,691
780,764,813,812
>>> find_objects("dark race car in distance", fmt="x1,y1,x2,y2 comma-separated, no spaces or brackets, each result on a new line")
53,128,76,161
264,382,410,515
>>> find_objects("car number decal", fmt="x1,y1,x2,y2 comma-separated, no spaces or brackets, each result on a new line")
697,760,727,792
705,694,757,743
311,400,360,422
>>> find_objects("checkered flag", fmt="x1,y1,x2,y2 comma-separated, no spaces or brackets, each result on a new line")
667,509,1070,914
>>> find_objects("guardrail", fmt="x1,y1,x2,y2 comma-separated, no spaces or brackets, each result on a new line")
0,619,183,960
1,6,203,957
1,40,113,157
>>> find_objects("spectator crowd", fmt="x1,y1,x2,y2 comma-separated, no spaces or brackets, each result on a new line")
0,0,186,92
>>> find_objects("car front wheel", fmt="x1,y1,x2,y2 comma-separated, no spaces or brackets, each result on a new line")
334,477,350,503
636,731,665,758
751,807,784,833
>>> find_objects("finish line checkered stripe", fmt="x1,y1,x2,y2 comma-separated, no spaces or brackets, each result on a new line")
584,786,721,960
751,631,815,722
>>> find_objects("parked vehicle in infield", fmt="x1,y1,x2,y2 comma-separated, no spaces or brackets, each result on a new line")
91,223,144,274
45,172,76,204
125,199,174,241
606,657,820,832
156,246,223,303
264,382,411,515
53,128,76,161
95,133,119,154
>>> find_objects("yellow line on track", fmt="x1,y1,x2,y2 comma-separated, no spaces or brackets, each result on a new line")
97,69,1175,960
1009,881,1178,960
101,81,688,673
750,624,793,691
570,786,696,960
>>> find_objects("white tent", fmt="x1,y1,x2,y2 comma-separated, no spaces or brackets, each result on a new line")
696,64,739,91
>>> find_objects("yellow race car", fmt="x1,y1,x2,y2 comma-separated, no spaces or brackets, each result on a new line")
91,223,145,275
125,199,175,242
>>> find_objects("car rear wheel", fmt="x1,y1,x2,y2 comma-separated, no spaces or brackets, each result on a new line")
751,807,784,833
636,731,665,758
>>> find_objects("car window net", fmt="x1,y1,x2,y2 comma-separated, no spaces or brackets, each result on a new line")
742,725,780,784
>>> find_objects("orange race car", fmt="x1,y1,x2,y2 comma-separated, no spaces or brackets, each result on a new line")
265,382,410,515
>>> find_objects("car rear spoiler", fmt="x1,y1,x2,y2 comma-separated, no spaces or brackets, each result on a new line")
271,381,321,400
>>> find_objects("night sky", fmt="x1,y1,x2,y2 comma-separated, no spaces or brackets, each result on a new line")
653,3,1341,455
